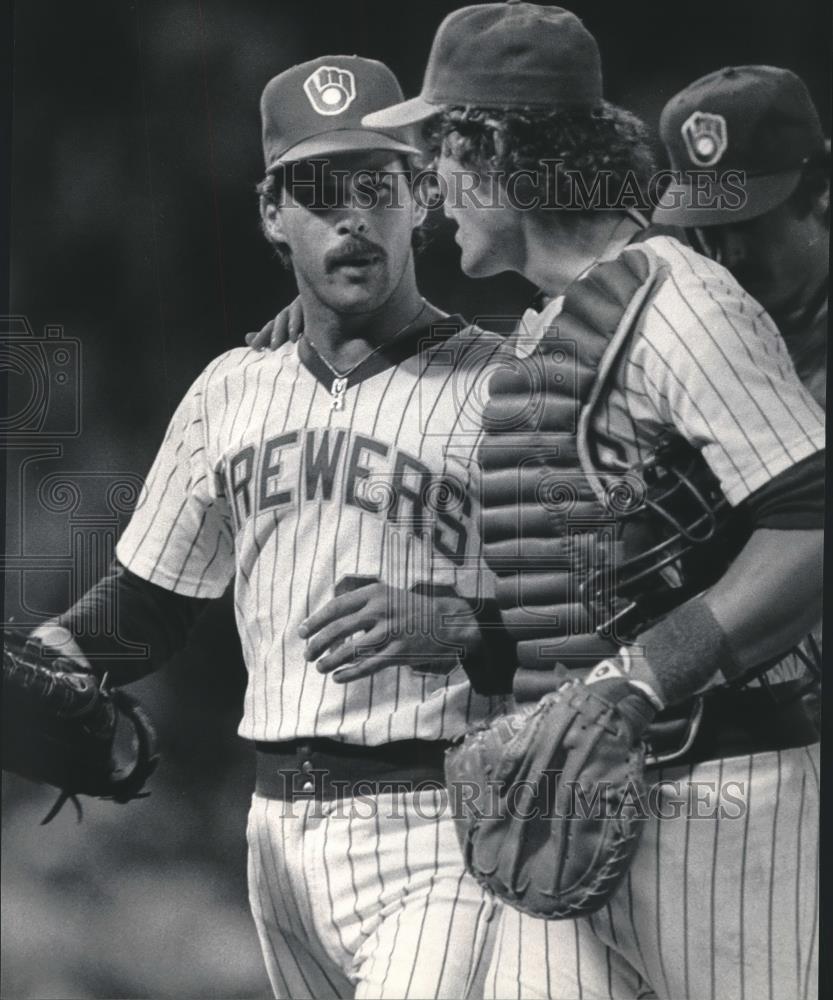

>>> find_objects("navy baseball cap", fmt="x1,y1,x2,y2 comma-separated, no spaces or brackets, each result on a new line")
261,55,420,171
654,66,827,226
362,2,602,129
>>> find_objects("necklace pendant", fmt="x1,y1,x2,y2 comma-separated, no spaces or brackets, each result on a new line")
331,376,348,411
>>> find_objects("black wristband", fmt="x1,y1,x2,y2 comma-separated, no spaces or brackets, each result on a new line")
628,596,742,706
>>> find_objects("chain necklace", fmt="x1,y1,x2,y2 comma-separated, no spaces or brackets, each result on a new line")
304,298,428,411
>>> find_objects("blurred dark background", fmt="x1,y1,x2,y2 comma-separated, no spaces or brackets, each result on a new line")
3,1,830,997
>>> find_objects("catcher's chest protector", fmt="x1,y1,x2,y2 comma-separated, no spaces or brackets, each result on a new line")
478,247,663,676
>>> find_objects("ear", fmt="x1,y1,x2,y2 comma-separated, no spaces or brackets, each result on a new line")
260,197,288,244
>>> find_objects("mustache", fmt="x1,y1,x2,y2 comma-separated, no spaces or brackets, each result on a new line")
325,238,386,271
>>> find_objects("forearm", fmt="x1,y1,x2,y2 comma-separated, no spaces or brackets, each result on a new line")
703,528,823,672
403,584,514,694
624,527,823,708
619,451,825,708
704,452,825,672
51,559,208,684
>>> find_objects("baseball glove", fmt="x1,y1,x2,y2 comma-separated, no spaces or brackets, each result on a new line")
2,629,159,823
445,674,655,919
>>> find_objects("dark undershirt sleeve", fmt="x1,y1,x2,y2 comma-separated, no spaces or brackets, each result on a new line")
464,598,517,696
744,449,825,529
57,559,209,684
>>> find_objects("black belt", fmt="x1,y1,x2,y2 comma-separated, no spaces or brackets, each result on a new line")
254,737,450,800
646,681,819,770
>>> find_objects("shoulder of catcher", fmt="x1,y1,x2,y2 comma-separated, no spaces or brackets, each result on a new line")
543,244,668,429
426,319,505,355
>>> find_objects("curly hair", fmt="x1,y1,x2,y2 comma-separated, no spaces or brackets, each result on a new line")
424,101,659,216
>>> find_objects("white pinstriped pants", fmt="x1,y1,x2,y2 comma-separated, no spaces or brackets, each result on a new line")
485,744,819,1000
247,788,499,999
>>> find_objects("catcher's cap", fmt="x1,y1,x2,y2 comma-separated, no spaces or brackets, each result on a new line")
362,2,602,130
261,55,420,171
653,66,827,226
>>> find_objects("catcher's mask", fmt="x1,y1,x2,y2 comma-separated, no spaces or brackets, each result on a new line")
579,436,747,641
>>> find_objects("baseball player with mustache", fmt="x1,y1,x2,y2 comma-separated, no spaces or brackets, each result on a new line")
31,55,514,999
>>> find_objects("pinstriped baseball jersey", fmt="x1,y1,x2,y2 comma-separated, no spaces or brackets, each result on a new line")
774,278,827,408
517,235,825,689
116,319,510,743
520,236,825,505
485,235,821,1000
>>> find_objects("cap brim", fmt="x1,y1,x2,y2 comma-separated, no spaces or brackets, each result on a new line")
652,169,802,227
362,95,442,130
270,129,419,168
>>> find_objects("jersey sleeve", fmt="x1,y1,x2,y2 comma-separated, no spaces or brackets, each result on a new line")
116,368,235,598
638,269,826,506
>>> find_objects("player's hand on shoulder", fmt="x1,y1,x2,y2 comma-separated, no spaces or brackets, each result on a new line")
244,297,305,351
298,583,481,683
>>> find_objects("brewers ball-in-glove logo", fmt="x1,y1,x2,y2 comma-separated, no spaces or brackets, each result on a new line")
681,111,728,167
303,66,356,116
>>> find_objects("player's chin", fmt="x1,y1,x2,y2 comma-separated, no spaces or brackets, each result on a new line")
459,247,501,280
453,230,496,279
325,271,392,312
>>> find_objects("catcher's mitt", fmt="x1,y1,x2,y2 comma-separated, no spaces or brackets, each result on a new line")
445,675,655,919
2,629,159,823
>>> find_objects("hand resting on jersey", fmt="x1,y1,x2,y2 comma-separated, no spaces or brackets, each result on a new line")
298,582,483,683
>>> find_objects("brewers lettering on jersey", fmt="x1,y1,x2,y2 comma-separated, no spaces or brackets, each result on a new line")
115,313,507,998
117,323,507,745
29,54,512,1000
121,55,512,1000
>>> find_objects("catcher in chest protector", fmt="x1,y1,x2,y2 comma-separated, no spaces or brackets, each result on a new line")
366,4,823,999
